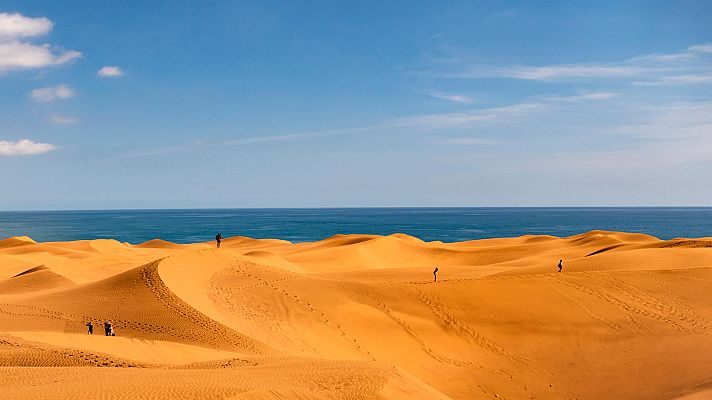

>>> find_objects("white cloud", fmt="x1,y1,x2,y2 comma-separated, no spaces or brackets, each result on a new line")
0,13,80,73
428,137,498,145
430,91,475,103
0,41,81,73
615,102,712,140
224,124,398,146
222,100,549,148
688,43,712,53
633,74,712,86
442,43,712,82
30,84,75,102
97,66,123,77
49,114,79,124
545,92,618,102
0,139,56,156
399,111,497,127
0,12,53,40
455,64,647,81
223,92,614,147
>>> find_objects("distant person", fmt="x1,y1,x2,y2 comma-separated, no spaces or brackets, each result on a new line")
104,321,115,336
86,321,93,335
216,233,222,248
557,259,563,273
433,266,439,282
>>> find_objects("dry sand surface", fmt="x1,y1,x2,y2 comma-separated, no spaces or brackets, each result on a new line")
1,231,712,399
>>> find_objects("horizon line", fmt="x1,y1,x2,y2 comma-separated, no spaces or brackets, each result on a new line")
2,205,712,213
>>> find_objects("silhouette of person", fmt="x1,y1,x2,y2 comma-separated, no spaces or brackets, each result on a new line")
86,321,93,335
433,266,439,282
216,233,222,248
557,259,563,273
103,321,109,336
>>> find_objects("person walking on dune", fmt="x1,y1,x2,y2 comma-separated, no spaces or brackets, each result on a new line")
104,321,115,336
433,266,439,282
557,259,563,273
86,321,93,335
216,232,222,248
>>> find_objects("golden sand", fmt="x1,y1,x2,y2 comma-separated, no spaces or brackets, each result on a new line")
1,231,711,399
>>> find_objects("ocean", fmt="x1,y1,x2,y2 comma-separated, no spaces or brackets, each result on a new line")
0,207,710,244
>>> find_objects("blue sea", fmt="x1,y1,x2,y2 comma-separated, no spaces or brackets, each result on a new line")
0,208,710,244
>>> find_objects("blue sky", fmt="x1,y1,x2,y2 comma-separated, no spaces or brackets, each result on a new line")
1,1,711,209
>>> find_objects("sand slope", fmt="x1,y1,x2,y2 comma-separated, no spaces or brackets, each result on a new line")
1,231,712,399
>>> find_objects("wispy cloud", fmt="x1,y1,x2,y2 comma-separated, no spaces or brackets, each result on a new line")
0,13,80,73
223,124,401,146
49,114,80,125
438,100,712,171
113,145,190,159
222,91,615,146
452,64,649,80
544,92,618,102
688,44,712,53
615,102,712,140
0,139,56,156
30,84,75,102
440,43,712,82
427,137,498,145
429,91,475,104
97,66,123,77
633,73,712,86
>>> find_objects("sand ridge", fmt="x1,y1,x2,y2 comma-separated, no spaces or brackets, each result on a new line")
1,230,712,399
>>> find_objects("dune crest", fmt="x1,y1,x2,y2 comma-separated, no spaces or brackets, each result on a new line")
1,230,712,399
0,236,36,249
0,265,75,295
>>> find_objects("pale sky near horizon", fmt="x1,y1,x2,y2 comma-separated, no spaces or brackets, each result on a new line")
1,1,711,210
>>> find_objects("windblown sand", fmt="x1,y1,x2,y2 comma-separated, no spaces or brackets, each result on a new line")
1,231,711,399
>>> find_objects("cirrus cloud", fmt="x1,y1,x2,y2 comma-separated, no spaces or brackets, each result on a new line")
437,43,712,83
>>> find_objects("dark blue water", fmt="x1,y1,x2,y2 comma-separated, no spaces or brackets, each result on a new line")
0,208,710,244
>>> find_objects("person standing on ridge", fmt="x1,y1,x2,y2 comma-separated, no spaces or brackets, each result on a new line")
557,259,563,273
86,321,93,335
433,266,439,282
216,232,222,248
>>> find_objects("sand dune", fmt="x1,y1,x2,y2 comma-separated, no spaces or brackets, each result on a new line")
1,231,712,399
0,265,75,295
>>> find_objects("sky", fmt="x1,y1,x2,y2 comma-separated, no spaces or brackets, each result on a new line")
1,0,711,210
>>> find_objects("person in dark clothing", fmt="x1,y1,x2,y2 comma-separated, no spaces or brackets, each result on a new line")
216,233,222,248
86,321,93,335
557,259,563,273
104,321,115,336
433,266,439,282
